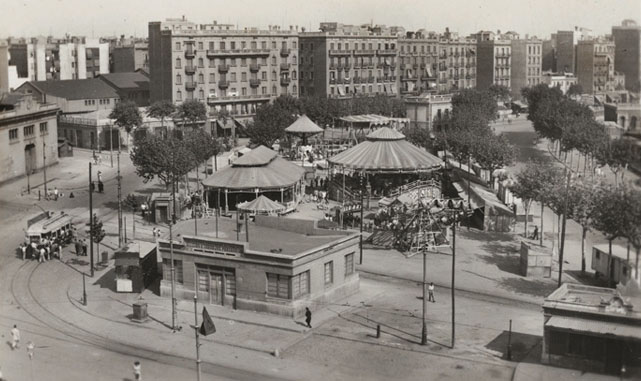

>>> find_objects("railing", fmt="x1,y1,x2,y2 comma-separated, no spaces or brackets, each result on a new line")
185,49,196,58
388,179,441,198
218,80,229,89
280,77,291,85
377,49,396,56
249,63,261,72
280,63,290,71
218,64,230,73
329,50,351,56
185,82,197,90
354,49,376,56
280,48,291,57
249,78,261,87
207,49,271,57
184,65,196,74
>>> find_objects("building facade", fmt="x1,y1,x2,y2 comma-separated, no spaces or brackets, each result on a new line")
299,23,400,99
15,78,120,114
398,30,439,95
510,38,542,99
404,93,452,131
111,42,149,73
576,38,616,94
542,37,557,72
149,18,299,120
158,218,360,317
542,72,578,94
612,20,641,93
438,30,477,93
0,94,59,185
475,36,511,90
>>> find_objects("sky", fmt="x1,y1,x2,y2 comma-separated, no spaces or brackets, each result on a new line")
1,0,639,39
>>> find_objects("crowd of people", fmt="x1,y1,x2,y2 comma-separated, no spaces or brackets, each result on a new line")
20,230,72,262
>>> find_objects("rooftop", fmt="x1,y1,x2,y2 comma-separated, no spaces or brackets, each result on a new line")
543,283,641,321
98,72,149,91
25,78,119,100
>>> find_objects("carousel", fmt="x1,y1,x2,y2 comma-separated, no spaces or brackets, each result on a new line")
202,145,306,214
327,127,443,201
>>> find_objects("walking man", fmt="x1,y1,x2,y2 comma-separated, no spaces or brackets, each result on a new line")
20,243,27,261
531,226,539,240
54,187,59,201
75,238,81,256
38,246,46,263
10,325,20,350
428,282,435,303
133,361,142,380
305,307,312,328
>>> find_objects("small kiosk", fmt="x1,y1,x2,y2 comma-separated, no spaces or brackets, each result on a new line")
114,241,158,293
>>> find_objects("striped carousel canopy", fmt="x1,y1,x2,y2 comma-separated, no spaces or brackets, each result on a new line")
236,195,286,214
339,114,391,125
327,127,442,173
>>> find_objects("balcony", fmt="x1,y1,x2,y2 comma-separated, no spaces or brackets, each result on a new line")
329,78,337,85
185,49,196,58
249,78,261,87
377,49,396,56
353,77,362,84
280,63,290,72
329,50,351,56
207,94,272,104
218,64,230,73
185,82,197,90
354,49,376,56
218,80,230,89
206,49,271,58
329,63,338,70
184,65,196,75
281,77,291,86
368,76,375,83
280,48,291,57
249,63,262,72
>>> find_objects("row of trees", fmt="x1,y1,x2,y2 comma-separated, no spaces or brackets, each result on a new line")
511,160,641,278
407,88,517,184
246,94,407,147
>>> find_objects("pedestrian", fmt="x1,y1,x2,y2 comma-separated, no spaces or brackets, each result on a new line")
428,282,435,303
10,325,20,350
152,227,157,238
97,171,102,183
74,238,81,256
27,341,35,360
54,187,59,201
69,191,74,199
305,307,312,328
531,225,539,240
38,247,46,263
98,181,104,193
133,361,142,380
21,243,27,261
30,241,37,260
83,239,88,256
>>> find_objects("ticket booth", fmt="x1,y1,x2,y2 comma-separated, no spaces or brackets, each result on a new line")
114,241,158,293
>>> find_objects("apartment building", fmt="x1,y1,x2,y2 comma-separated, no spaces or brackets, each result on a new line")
555,27,593,73
299,22,400,99
542,72,578,94
438,30,477,93
576,37,616,93
474,31,512,90
7,37,109,84
542,37,556,72
612,20,641,93
398,30,439,95
511,38,543,99
110,40,149,73
148,18,298,120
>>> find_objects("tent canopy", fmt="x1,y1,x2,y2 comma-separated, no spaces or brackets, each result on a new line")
327,127,442,172
237,195,285,214
285,115,324,135
339,114,391,125
454,181,513,216
203,146,305,190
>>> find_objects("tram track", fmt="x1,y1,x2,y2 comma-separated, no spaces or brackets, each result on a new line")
9,260,287,381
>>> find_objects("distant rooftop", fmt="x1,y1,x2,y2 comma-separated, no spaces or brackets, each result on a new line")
544,283,641,321
26,78,119,100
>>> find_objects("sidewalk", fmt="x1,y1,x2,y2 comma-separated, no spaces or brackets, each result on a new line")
512,363,619,381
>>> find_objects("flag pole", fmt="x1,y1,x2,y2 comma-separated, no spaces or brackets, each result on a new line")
193,295,201,381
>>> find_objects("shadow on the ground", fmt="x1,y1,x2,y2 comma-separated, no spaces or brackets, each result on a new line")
479,242,521,276
498,277,557,298
102,201,120,211
566,270,608,287
502,130,551,164
93,267,116,292
485,330,542,363
457,229,515,243
134,185,168,195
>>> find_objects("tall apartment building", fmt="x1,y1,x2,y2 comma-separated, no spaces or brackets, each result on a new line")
555,27,593,73
473,31,511,91
438,30,477,93
0,40,9,93
298,23,400,99
542,37,556,72
149,18,298,119
612,20,641,93
576,38,616,93
110,38,149,73
398,30,439,95
6,36,109,84
510,38,542,99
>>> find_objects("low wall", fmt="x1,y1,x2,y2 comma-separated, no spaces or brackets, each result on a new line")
255,215,351,236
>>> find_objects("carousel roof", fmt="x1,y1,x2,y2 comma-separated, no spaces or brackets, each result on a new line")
285,115,324,135
327,127,442,172
237,195,285,213
202,146,305,190
339,114,391,125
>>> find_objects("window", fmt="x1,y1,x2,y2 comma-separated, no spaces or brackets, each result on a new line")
9,128,18,141
225,273,236,295
176,90,182,101
198,58,204,68
198,42,203,50
241,41,246,49
209,41,215,50
292,71,297,80
345,253,355,275
39,122,48,134
292,84,297,94
209,73,215,83
241,72,247,82
267,273,290,298
176,58,182,68
23,125,34,137
262,86,267,94
324,261,334,286
251,41,257,50
272,71,277,81
241,87,246,96
199,89,204,100
220,41,226,50
292,271,310,298
272,86,277,95
231,73,237,82
176,74,182,84
175,42,181,51
261,41,267,50
230,41,236,50
262,71,267,80
162,259,183,284
271,56,277,65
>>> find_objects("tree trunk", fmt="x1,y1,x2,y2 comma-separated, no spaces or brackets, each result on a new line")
524,202,529,238
540,203,544,247
636,247,640,280
607,239,613,288
581,226,586,273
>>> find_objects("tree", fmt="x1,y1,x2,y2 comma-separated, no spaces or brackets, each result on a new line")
473,133,516,185
248,95,300,147
90,213,105,262
595,137,639,185
147,100,176,135
488,84,511,103
565,178,604,272
566,83,583,97
184,129,221,190
109,101,142,149
621,187,641,279
177,99,207,129
130,135,194,188
451,88,498,126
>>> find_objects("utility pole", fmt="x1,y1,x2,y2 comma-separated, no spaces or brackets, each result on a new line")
557,171,572,288
193,295,202,381
420,209,428,346
451,220,456,348
43,141,48,196
169,161,178,331
89,162,94,277
359,189,364,265
117,153,123,247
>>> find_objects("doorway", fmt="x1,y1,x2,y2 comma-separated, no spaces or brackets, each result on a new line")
196,266,235,305
24,143,36,175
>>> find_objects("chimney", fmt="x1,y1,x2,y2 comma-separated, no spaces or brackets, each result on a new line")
182,15,185,21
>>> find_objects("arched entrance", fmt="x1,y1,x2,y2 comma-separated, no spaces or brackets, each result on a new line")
24,143,36,175
630,116,638,130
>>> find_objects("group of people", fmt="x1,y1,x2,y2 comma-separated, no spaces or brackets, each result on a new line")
74,238,90,257
20,231,72,262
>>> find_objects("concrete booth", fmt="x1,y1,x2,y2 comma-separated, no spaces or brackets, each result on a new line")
157,216,360,317
114,241,159,293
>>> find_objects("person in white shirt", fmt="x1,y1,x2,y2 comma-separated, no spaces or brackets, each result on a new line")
428,282,435,303
10,325,20,350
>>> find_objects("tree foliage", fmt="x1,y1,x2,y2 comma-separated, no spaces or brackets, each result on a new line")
487,84,511,103
109,101,142,134
147,100,176,129
177,99,207,128
566,83,583,97
473,133,517,180
184,128,222,166
451,88,498,126
591,185,632,242
130,135,194,186
595,137,639,179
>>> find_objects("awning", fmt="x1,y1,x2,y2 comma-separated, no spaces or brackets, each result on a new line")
385,59,391,65
546,316,641,341
339,114,391,125
426,67,433,78
453,181,513,216
452,182,481,210
338,86,346,96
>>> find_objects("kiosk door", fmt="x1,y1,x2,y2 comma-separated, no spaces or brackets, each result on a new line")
210,274,224,305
